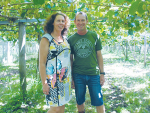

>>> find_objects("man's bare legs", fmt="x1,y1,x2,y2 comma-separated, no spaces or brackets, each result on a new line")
96,105,105,113
77,103,105,113
47,105,65,113
77,103,85,113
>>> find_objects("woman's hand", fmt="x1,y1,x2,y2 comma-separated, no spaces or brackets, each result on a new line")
43,83,50,95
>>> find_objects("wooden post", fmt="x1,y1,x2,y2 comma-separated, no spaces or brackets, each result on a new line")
36,33,41,80
144,36,147,67
35,25,41,79
18,22,26,101
126,40,128,60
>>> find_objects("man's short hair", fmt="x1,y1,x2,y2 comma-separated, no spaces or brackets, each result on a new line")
75,12,88,20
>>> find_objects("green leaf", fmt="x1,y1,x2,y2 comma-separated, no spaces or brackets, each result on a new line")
95,6,99,10
88,15,92,22
71,11,76,20
129,1,139,15
102,31,106,36
115,0,125,4
116,24,119,29
131,16,135,22
135,26,141,31
95,11,99,17
107,10,114,21
135,20,139,26
81,0,86,2
21,12,26,18
33,0,45,5
26,0,31,2
80,3,85,9
137,2,147,14
21,10,28,18
128,29,133,35
127,0,133,3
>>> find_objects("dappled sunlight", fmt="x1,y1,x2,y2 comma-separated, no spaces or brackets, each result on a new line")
9,79,20,85
21,103,28,108
0,102,5,106
120,109,130,113
105,62,149,78
101,51,150,112
124,83,148,92
103,53,121,59
43,105,50,110
0,52,150,112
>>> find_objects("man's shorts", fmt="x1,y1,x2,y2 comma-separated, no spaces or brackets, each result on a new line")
73,73,103,106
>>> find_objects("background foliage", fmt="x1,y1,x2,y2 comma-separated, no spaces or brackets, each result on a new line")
0,0,150,44
0,0,150,112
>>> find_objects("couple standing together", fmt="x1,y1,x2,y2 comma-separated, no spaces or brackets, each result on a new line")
39,12,105,113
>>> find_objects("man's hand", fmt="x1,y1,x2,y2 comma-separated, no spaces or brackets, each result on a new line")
43,83,50,95
100,75,105,86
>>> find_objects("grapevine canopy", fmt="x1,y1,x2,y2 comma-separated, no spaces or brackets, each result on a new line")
0,0,150,43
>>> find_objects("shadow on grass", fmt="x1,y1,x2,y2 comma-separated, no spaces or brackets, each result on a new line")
0,95,23,113
0,82,47,113
104,57,138,65
103,76,128,113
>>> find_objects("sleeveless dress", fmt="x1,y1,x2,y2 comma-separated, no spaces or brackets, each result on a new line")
41,33,72,107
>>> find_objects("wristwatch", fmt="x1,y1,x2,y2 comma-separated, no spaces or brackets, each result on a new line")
100,72,105,75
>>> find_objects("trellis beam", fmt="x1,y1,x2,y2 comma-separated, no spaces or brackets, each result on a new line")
0,19,45,25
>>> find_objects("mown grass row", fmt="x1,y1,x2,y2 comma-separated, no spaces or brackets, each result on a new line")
0,51,150,113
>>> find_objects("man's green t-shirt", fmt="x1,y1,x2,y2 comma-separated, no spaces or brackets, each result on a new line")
68,31,102,75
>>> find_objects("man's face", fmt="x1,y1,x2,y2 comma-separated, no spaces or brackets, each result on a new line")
74,14,88,31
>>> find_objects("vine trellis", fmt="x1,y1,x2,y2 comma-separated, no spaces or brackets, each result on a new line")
0,0,150,100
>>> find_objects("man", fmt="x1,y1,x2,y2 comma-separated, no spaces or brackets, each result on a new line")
68,12,105,113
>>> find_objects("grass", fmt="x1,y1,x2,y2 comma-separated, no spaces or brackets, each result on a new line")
0,50,150,113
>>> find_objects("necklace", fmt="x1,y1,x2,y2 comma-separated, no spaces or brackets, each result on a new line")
53,38,63,44
51,33,64,44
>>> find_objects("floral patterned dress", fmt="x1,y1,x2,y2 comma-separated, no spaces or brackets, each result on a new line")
41,33,72,107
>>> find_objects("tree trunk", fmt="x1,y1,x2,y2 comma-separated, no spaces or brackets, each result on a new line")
121,45,125,56
2,42,5,62
19,22,26,101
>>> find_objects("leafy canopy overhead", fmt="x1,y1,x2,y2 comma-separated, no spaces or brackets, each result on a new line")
0,0,150,43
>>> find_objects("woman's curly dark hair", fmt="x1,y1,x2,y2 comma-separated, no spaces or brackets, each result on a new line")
43,12,70,36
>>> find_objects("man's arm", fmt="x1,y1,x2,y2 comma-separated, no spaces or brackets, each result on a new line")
70,54,73,72
96,50,105,86
70,54,75,89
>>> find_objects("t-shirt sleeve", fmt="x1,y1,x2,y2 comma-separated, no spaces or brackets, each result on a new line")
95,34,102,51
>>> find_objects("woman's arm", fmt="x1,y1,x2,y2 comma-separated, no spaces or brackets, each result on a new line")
39,37,50,94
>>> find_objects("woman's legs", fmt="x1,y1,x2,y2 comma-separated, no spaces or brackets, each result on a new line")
47,105,65,113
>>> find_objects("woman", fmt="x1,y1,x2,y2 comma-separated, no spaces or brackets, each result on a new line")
39,12,72,113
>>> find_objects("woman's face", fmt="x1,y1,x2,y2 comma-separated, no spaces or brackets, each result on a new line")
53,15,65,32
